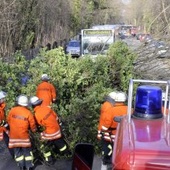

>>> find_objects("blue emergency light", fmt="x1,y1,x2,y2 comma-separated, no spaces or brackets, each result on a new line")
133,85,163,119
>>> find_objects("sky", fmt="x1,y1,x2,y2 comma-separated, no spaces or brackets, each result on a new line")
122,0,131,5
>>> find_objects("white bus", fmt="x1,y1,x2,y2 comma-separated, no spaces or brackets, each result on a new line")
80,29,115,56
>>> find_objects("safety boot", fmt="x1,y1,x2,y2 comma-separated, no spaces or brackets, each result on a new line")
25,167,33,170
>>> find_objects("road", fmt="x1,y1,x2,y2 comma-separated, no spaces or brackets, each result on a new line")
122,36,142,50
0,139,102,170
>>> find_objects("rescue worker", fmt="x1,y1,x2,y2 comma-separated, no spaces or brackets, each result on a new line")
29,96,68,165
97,91,128,169
36,74,57,107
7,95,37,170
0,91,8,141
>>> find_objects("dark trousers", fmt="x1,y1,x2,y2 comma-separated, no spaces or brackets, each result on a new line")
13,147,34,168
101,140,113,165
41,138,68,163
3,132,14,157
49,138,68,155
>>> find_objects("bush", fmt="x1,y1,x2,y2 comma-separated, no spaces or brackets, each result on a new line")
0,42,137,156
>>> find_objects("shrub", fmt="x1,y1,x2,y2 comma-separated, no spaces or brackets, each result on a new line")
0,42,137,156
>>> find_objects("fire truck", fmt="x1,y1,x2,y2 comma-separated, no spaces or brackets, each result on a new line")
72,79,170,170
112,79,170,170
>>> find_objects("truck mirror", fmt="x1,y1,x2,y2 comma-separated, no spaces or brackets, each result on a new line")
72,143,94,170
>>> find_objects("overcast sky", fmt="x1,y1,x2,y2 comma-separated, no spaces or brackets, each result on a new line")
122,0,131,5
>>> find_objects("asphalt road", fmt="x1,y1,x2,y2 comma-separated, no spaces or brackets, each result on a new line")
0,140,102,170
122,36,142,50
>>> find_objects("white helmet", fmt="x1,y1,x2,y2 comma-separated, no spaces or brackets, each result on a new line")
17,95,29,106
116,92,127,102
41,74,50,81
108,91,126,102
30,96,42,106
0,91,6,100
108,92,117,100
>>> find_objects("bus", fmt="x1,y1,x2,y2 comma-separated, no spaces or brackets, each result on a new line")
80,29,115,56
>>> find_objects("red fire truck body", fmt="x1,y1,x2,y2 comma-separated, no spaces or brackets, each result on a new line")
112,79,170,170
113,116,170,170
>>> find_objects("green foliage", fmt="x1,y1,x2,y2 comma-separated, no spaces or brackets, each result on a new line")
0,51,30,110
25,31,35,48
1,44,137,156
108,41,137,93
70,0,82,31
14,0,38,50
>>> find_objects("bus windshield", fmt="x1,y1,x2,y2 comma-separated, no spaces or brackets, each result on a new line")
81,29,115,56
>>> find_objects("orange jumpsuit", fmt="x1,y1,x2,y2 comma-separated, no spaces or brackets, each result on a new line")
33,105,62,140
97,101,128,142
7,106,36,148
33,105,68,163
36,81,57,107
0,103,7,141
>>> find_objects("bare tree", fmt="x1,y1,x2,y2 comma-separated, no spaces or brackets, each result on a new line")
125,0,170,39
0,0,122,58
